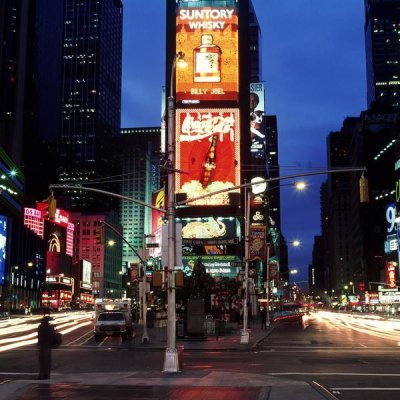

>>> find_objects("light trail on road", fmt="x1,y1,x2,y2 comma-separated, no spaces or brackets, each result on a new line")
0,312,93,352
316,311,400,342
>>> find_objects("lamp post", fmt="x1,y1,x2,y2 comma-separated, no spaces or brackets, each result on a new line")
240,189,251,344
163,51,186,373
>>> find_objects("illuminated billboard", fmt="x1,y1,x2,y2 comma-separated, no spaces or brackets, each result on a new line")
181,216,240,244
176,7,239,102
0,216,6,285
25,205,74,256
175,108,240,205
82,260,92,285
386,261,397,289
182,255,241,277
250,82,266,160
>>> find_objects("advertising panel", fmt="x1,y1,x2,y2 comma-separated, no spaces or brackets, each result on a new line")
386,261,397,289
249,226,267,260
182,255,241,277
396,158,400,220
250,83,266,160
82,260,92,284
24,207,44,238
0,215,6,285
176,108,240,205
176,6,239,102
181,216,239,244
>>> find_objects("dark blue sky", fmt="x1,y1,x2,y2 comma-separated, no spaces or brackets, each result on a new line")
121,0,367,284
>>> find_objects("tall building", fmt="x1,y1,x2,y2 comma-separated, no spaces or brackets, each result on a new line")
347,108,399,293
118,127,161,266
249,1,262,83
0,1,32,310
324,119,355,293
57,0,123,210
71,211,122,299
0,1,32,166
364,0,400,110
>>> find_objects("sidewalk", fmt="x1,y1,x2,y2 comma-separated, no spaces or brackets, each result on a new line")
135,320,271,351
0,322,335,400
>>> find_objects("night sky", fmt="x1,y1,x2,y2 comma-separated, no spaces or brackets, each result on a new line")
121,0,367,285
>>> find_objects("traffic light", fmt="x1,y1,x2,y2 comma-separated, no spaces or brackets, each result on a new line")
175,270,184,287
359,174,369,203
94,227,104,245
152,271,162,288
45,192,57,219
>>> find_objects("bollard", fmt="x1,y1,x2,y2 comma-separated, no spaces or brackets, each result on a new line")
177,345,184,372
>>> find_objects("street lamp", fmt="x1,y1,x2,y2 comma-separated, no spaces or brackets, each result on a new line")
240,189,252,344
163,51,186,373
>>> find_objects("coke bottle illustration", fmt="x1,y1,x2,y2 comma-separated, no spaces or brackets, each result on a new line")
201,135,218,188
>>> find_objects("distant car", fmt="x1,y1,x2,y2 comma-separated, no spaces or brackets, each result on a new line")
94,311,133,341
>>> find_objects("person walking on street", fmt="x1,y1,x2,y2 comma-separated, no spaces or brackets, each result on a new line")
37,315,58,379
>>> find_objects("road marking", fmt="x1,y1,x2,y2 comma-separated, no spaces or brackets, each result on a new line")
331,387,400,391
270,372,400,377
66,330,93,346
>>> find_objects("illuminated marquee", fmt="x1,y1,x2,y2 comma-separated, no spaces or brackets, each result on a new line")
175,108,240,206
176,7,239,102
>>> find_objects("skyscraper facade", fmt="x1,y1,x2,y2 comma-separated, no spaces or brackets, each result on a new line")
58,0,123,210
118,127,161,266
364,0,400,110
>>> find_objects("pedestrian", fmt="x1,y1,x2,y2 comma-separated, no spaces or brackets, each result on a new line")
37,315,59,379
260,307,267,329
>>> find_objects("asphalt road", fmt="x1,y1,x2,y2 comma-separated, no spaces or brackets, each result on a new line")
1,311,400,399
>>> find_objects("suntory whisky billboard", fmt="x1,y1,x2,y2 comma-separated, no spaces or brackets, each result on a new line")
175,7,239,102
175,108,241,206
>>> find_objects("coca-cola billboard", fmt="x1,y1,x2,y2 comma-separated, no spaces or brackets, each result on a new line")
175,108,240,206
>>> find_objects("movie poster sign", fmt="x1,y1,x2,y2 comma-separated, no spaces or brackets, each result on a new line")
176,7,239,102
250,82,266,160
176,108,240,206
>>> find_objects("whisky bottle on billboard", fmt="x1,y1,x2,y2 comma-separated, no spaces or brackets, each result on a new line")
194,34,221,83
201,135,218,188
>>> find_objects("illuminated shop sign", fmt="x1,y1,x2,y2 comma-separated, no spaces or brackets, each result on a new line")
175,108,240,206
45,275,73,286
81,282,92,290
386,261,398,289
379,290,400,304
182,255,241,277
386,203,397,234
180,217,239,244
385,234,398,253
176,7,239,102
